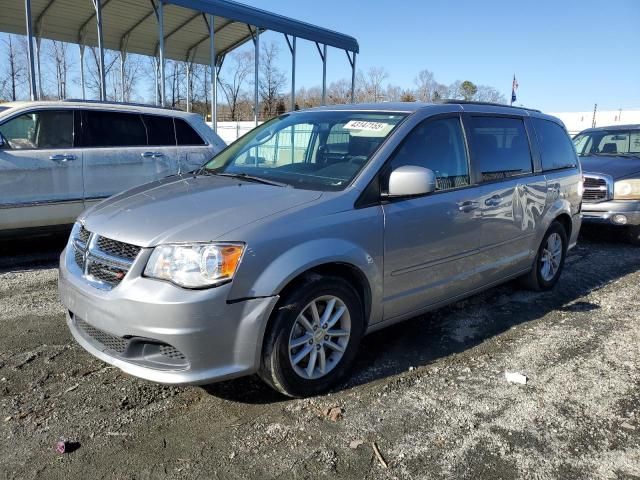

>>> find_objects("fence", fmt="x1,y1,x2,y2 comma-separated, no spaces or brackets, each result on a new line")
207,121,262,144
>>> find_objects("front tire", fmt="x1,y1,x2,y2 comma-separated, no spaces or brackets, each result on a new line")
520,221,568,291
258,274,364,398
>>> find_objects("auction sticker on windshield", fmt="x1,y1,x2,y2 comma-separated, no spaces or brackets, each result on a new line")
343,120,388,132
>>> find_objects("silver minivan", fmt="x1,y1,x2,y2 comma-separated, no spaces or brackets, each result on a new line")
58,102,582,397
0,100,226,237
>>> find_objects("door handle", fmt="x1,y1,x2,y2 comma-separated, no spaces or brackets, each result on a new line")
49,154,76,162
457,200,478,212
141,152,164,158
484,194,502,206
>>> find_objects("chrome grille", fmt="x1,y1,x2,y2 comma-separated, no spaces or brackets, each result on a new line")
78,225,90,245
74,249,84,269
583,175,611,203
70,227,141,291
87,261,127,287
96,236,141,262
75,316,129,353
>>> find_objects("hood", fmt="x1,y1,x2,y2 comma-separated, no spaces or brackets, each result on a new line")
82,175,323,247
580,155,640,180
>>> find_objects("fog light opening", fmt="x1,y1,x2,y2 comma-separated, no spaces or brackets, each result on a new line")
612,214,628,225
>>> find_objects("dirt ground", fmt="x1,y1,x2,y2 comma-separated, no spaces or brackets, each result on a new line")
0,228,639,480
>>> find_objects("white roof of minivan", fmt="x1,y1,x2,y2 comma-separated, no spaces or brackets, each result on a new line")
0,100,201,119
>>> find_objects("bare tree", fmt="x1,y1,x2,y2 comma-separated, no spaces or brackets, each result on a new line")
108,53,145,103
2,35,26,101
447,80,463,100
50,40,70,99
432,83,448,103
327,78,351,104
357,67,389,102
414,69,437,102
86,47,119,100
259,42,287,118
385,84,403,102
219,50,253,120
475,85,506,104
295,86,322,109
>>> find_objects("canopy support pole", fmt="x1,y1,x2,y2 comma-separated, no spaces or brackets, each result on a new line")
152,0,166,107
185,57,191,112
347,50,356,103
316,43,327,105
208,14,216,131
79,44,86,99
154,58,159,105
35,36,43,100
248,25,259,126
24,0,38,101
93,0,106,101
119,51,126,102
284,34,296,111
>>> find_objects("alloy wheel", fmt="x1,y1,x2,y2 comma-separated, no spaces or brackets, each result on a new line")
288,295,351,380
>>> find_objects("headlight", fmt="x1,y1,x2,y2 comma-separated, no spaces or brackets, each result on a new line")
614,179,640,200
144,243,245,288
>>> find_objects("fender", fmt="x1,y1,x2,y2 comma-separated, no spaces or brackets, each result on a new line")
230,237,384,324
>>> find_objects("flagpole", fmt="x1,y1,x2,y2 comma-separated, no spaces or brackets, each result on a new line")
510,74,514,107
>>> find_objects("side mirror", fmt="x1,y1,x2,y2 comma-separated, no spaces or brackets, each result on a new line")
386,165,436,197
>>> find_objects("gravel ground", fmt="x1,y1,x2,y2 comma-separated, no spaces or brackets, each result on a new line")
0,228,639,480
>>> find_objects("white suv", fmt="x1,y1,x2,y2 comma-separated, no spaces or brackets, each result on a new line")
0,100,226,237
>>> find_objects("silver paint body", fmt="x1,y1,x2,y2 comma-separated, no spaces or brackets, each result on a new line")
58,102,582,385
0,101,225,235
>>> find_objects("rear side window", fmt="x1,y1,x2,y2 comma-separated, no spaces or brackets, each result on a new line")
0,110,73,149
532,118,577,171
143,115,175,146
469,116,532,182
81,111,147,147
175,119,206,146
389,117,470,191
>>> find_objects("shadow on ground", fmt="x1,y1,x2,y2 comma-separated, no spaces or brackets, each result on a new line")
0,230,69,272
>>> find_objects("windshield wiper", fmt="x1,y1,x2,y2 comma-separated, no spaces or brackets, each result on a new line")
214,172,288,187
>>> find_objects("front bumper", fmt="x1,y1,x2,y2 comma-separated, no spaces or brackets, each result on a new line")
581,200,640,226
58,245,278,385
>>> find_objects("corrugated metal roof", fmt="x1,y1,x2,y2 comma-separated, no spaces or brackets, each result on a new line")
0,0,359,65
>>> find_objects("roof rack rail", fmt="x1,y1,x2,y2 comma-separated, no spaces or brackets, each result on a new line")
61,99,179,111
442,99,541,113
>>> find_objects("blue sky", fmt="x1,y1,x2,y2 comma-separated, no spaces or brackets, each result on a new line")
243,0,639,112
3,0,638,112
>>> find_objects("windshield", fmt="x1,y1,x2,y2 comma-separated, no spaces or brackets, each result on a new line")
573,130,640,156
203,111,407,191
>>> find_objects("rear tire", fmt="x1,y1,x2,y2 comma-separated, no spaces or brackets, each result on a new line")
258,274,364,398
520,221,568,291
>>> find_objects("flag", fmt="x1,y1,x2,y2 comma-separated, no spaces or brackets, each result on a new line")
511,75,519,104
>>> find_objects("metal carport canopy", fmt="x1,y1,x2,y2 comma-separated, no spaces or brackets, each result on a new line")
0,0,358,66
2,0,359,126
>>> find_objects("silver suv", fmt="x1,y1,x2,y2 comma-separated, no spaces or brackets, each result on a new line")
0,100,226,237
58,102,582,397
